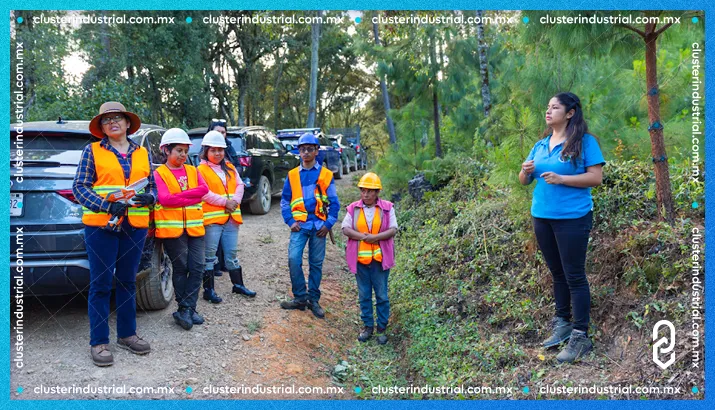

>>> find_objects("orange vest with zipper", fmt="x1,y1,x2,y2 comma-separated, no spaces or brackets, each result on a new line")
154,165,205,238
288,166,333,222
356,207,383,265
198,162,243,225
81,141,151,228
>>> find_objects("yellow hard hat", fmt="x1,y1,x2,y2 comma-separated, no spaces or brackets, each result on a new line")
358,172,382,190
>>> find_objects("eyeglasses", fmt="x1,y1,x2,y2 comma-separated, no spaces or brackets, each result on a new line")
101,114,126,125
298,146,317,154
211,118,227,126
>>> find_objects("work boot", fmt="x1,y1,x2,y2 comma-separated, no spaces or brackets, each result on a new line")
280,299,307,311
229,267,256,297
556,329,593,363
117,334,151,355
90,344,114,367
358,326,374,342
173,307,193,330
189,307,204,325
202,271,223,304
376,327,388,345
542,316,573,348
307,299,325,319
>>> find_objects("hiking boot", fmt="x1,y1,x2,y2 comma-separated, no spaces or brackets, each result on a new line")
173,307,194,330
307,300,325,319
117,335,151,355
202,271,223,304
358,326,374,342
556,329,593,363
376,327,388,345
280,299,307,311
90,344,114,367
229,267,256,297
189,307,204,325
542,316,573,348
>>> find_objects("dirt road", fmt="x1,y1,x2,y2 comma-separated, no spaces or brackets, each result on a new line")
11,176,359,400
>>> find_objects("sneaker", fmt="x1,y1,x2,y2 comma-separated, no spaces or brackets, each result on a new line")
358,326,374,342
189,307,204,325
280,299,307,311
307,300,325,319
556,330,593,363
173,308,194,330
117,335,151,355
542,317,573,348
376,327,388,345
90,344,114,367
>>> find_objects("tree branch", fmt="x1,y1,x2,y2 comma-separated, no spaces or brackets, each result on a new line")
618,24,646,38
654,22,674,37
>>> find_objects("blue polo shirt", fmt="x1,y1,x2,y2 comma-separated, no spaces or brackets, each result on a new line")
526,134,605,220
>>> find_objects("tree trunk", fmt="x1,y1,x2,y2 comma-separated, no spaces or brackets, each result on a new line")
237,68,248,126
273,52,285,131
644,23,674,223
372,18,397,146
148,69,165,127
475,10,491,117
307,11,321,128
429,31,443,158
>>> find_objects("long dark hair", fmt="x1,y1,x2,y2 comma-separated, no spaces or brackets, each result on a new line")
208,119,227,132
542,92,589,165
200,146,233,180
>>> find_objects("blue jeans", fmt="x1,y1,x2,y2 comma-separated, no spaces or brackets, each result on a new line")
85,222,147,346
204,220,240,271
163,233,205,309
356,261,390,329
288,228,326,302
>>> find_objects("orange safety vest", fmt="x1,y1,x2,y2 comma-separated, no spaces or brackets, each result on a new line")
356,207,383,265
198,162,243,225
81,142,151,228
153,164,205,238
288,166,333,222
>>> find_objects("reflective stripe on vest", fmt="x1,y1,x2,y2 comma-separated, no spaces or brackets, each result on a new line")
154,165,205,238
288,166,333,222
81,142,151,228
356,207,382,265
198,163,243,226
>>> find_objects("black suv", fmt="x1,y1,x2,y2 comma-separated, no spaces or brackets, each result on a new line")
186,126,300,214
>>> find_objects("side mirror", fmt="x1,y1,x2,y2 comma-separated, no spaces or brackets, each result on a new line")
285,144,293,151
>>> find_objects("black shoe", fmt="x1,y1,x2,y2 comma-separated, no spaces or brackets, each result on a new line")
214,270,223,277
358,326,374,342
556,330,593,363
307,300,325,319
376,327,388,345
280,299,307,310
542,317,573,349
202,271,223,304
173,308,193,330
189,307,204,325
229,268,256,297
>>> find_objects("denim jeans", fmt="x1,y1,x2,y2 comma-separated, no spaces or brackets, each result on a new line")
533,211,593,332
355,261,390,329
85,222,147,346
204,220,240,271
288,228,326,302
163,233,205,309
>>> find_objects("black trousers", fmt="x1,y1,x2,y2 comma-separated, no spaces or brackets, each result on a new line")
533,211,593,332
163,233,205,309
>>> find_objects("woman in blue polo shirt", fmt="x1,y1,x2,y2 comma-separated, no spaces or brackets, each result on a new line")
519,92,605,363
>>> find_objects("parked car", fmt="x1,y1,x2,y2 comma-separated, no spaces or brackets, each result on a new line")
186,126,300,215
329,134,358,174
276,128,343,179
10,120,173,310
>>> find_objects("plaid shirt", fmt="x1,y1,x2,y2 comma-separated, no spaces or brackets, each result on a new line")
72,137,157,213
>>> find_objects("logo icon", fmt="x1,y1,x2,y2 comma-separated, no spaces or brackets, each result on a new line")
652,320,676,369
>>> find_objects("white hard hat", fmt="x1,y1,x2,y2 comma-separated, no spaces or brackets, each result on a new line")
201,130,227,148
159,128,192,148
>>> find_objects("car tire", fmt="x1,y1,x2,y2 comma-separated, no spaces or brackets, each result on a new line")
249,175,271,215
343,158,350,175
335,159,344,179
353,157,358,172
136,239,173,311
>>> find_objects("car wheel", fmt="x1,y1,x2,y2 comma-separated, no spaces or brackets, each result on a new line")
249,175,271,215
353,157,358,172
343,158,350,175
136,239,173,311
335,158,344,179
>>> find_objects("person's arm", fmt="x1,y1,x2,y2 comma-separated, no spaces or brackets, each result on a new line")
519,168,535,185
372,228,397,241
341,211,366,240
202,190,228,207
73,145,111,213
280,177,297,227
232,169,245,204
324,179,340,230
155,170,210,207
519,144,537,185
543,165,603,187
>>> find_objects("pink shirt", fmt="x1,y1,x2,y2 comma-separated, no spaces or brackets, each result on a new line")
199,160,245,207
154,166,209,208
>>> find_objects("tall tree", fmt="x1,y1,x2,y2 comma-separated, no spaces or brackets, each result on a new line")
428,28,443,158
306,10,321,128
372,17,397,146
475,10,491,117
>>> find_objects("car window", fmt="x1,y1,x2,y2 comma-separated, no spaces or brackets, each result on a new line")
256,131,273,149
11,131,93,165
244,133,256,150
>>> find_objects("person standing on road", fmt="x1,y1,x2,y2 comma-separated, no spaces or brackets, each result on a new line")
154,128,209,331
519,92,605,363
73,101,155,367
198,131,256,301
279,133,340,319
341,173,398,345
